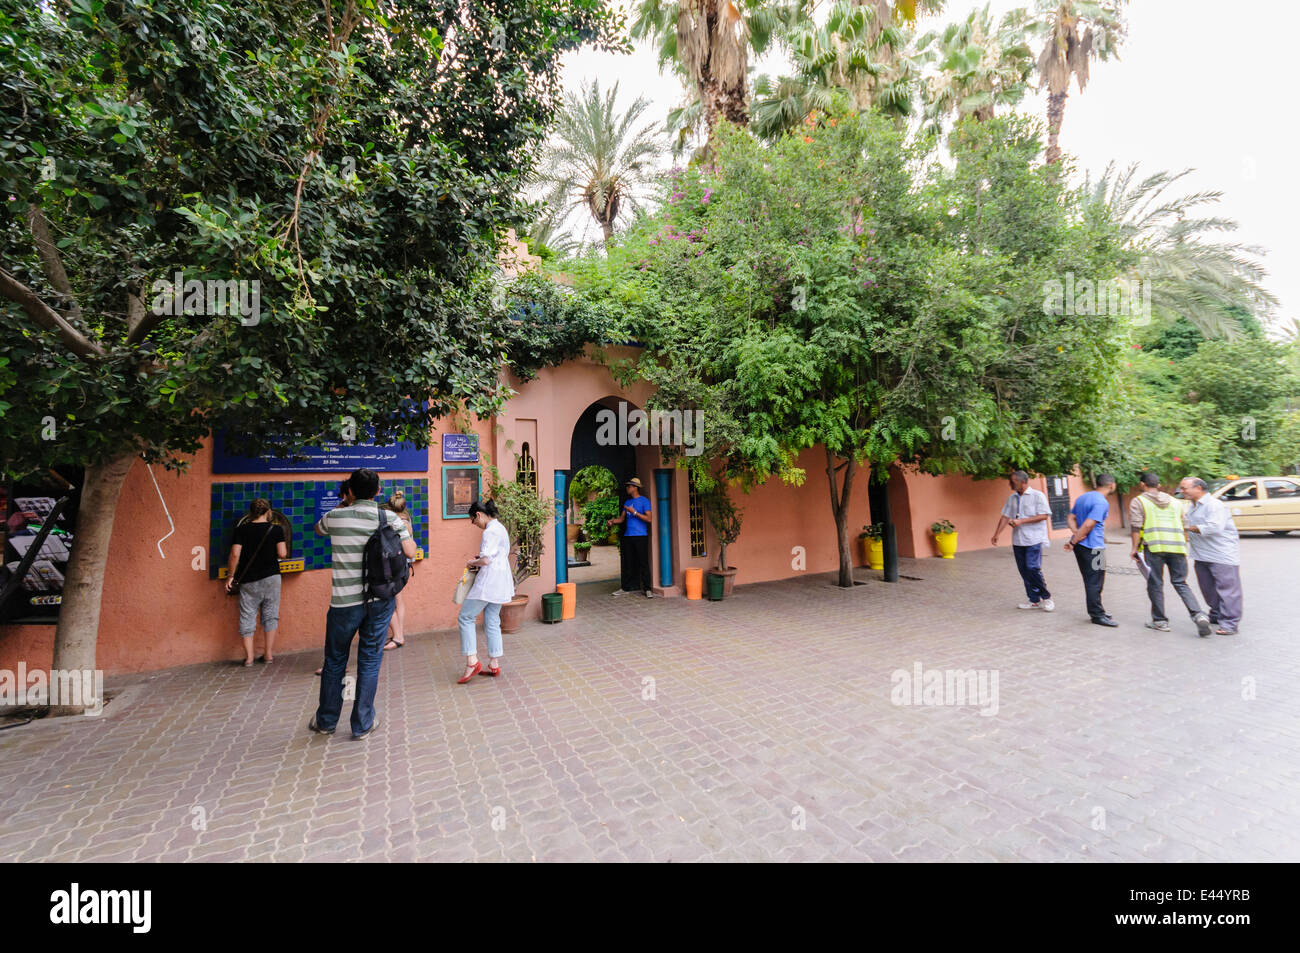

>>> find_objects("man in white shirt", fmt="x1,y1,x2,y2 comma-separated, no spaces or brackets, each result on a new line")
1179,477,1243,635
991,470,1055,611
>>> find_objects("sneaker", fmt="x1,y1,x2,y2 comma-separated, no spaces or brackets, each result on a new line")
1091,615,1119,628
1144,620,1171,632
1040,599,1055,612
644,590,654,599
1216,628,1236,636
307,718,335,735
1017,602,1041,610
353,716,381,741
611,589,628,597
1194,613,1212,638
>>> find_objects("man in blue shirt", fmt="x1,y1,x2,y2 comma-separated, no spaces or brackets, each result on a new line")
1063,474,1117,627
608,477,654,598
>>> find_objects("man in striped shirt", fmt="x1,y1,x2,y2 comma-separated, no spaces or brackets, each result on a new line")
309,467,416,739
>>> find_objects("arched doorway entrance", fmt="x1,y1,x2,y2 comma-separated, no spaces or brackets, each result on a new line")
563,399,638,583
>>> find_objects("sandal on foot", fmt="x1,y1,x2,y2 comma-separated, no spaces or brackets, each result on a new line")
479,662,501,677
458,660,482,684
383,638,405,651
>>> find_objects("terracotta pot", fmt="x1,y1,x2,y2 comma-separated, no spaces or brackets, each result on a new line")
498,594,530,633
714,566,738,596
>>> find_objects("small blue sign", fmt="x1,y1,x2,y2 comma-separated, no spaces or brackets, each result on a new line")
441,433,480,463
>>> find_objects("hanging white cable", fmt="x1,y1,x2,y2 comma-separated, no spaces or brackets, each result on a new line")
145,462,175,558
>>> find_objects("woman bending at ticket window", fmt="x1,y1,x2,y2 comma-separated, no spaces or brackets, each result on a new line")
383,490,415,651
226,499,288,666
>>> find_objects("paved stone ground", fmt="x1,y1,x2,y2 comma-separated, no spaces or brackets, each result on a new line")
2,533,1297,862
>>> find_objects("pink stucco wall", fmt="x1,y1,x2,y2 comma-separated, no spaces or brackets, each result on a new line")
1,419,496,677
2,345,1125,677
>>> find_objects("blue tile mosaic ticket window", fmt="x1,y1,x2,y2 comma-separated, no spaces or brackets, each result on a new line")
209,479,429,578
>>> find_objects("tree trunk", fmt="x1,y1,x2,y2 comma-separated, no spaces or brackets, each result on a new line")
869,470,899,582
48,453,135,715
700,78,722,149
600,221,614,246
1045,89,1069,165
825,447,858,587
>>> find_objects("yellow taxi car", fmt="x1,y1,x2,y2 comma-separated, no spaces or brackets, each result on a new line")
1211,476,1300,534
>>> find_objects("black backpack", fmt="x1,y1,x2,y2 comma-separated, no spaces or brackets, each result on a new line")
362,508,410,601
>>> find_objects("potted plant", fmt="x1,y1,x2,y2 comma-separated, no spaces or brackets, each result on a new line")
569,466,619,544
704,483,743,596
859,522,884,570
487,466,554,632
931,519,957,559
573,539,593,562
581,494,621,544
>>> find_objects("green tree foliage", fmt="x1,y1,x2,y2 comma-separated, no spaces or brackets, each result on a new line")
1096,338,1299,486
0,0,621,691
582,112,1129,584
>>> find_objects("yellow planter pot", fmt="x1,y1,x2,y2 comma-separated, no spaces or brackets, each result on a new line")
934,531,958,558
862,537,884,570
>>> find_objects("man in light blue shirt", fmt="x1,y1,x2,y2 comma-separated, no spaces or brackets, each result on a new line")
1063,474,1117,627
1179,477,1243,635
992,470,1054,611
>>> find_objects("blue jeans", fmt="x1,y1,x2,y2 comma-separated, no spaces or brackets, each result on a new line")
458,598,503,658
315,597,395,736
1012,544,1051,603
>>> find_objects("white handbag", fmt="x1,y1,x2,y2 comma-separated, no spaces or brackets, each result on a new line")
453,567,477,605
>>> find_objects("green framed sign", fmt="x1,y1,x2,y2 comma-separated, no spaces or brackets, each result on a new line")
442,465,481,519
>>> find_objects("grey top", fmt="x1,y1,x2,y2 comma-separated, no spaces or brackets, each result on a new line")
1002,487,1051,547
1184,495,1240,566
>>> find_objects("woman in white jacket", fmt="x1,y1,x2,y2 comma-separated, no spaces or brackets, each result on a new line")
457,500,515,683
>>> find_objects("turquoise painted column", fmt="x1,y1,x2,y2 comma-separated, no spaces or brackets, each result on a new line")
654,468,673,588
554,469,569,585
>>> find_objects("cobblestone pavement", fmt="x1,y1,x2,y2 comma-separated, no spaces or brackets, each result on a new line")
2,534,1297,862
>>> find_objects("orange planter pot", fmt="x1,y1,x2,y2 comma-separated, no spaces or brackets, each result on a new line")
683,567,703,600
555,582,576,619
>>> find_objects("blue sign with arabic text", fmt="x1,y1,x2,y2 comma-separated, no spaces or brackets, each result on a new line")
212,431,428,474
441,433,480,463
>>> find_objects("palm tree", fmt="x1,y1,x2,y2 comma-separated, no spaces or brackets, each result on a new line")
538,80,663,247
522,205,578,260
631,0,784,144
1027,0,1127,165
751,0,946,140
1080,163,1279,340
916,4,1034,134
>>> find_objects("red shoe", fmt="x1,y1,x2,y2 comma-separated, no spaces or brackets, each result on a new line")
457,660,482,684
479,661,501,677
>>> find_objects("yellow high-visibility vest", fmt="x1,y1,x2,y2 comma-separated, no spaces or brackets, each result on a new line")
1138,495,1187,554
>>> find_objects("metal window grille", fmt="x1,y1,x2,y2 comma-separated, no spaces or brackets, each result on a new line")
688,471,707,558
515,445,540,576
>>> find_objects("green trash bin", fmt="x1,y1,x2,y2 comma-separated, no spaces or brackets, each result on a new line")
705,572,725,601
541,592,564,623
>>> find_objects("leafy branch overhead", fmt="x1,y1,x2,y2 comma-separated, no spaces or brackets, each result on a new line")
0,0,624,478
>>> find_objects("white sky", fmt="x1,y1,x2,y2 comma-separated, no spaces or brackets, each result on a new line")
560,0,1300,328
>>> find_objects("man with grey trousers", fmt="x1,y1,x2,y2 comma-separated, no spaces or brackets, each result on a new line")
1179,477,1244,635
